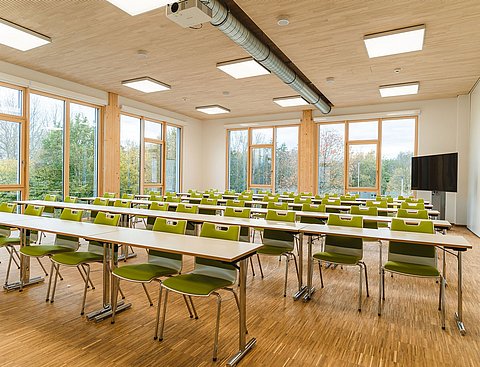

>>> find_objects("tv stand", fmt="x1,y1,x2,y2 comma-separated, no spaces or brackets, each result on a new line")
431,191,446,220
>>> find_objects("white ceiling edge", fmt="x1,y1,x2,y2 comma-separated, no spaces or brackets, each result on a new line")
218,110,302,129
0,60,108,106
314,109,421,123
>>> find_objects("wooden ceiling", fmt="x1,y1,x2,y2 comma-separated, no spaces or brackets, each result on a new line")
0,0,479,119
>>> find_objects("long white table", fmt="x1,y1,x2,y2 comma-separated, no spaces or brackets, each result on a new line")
0,212,260,366
299,223,471,335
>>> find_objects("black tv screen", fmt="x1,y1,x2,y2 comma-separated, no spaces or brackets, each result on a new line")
411,153,458,192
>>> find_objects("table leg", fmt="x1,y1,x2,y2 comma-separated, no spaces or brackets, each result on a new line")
226,258,256,366
293,233,307,300
377,240,382,316
455,250,466,335
303,234,315,301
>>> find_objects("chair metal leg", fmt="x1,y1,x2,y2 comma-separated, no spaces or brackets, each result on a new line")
4,246,15,286
154,283,163,340
318,262,324,288
10,247,20,269
123,245,128,262
50,263,60,303
358,264,363,312
142,283,153,306
382,269,385,301
438,275,442,311
256,254,264,278
292,253,300,285
80,264,90,315
189,296,198,319
46,261,55,301
212,292,222,362
158,288,169,341
361,262,369,297
182,295,194,318
283,255,289,297
111,276,120,324
36,257,48,276
249,257,255,277
119,285,125,299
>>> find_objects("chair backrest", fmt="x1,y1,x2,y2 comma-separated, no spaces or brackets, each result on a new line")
150,194,164,201
209,193,222,200
350,205,378,216
176,203,199,214
294,196,312,204
187,189,196,194
165,191,176,197
262,195,277,202
389,218,436,268
150,202,169,211
400,202,425,210
258,190,270,195
190,192,203,199
0,202,16,213
166,196,181,203
103,192,116,198
148,218,187,271
397,195,405,200
122,193,134,200
300,192,312,196
265,210,295,222
193,223,240,283
25,204,45,216
224,207,251,242
223,190,236,196
321,198,341,206
64,196,78,203
396,208,429,219
44,194,57,202
114,199,131,208
55,208,84,250
93,197,109,206
340,195,355,201
302,203,325,212
325,214,364,258
88,212,121,254
263,210,296,249
200,198,218,206
226,199,245,207
405,197,424,203
366,200,388,208
267,201,288,210
238,194,252,201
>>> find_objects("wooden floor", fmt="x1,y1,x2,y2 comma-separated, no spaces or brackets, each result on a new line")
0,226,479,367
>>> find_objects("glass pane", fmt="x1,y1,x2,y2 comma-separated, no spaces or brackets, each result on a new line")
349,191,377,199
252,128,273,145
228,130,248,193
145,120,163,140
318,123,345,194
348,121,378,141
166,125,181,192
69,103,98,197
348,144,377,188
145,142,162,184
0,120,20,185
251,147,272,186
146,187,163,195
0,85,22,116
275,126,298,193
120,115,141,195
29,94,65,199
381,118,416,197
0,191,21,208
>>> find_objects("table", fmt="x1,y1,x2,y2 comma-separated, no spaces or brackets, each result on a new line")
299,223,471,335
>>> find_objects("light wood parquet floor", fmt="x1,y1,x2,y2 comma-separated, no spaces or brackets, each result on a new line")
0,226,479,367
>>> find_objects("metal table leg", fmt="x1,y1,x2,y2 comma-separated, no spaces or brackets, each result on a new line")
226,258,256,366
293,232,307,300
377,240,383,316
455,250,466,335
303,234,315,301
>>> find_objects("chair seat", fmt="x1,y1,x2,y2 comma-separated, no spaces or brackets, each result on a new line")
257,245,291,256
162,273,233,296
113,263,178,282
384,261,440,277
51,251,103,266
20,245,74,257
0,237,19,247
313,251,360,265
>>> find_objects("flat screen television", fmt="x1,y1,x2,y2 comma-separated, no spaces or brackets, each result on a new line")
411,152,458,192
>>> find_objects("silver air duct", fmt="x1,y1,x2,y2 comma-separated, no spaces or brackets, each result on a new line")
202,0,331,114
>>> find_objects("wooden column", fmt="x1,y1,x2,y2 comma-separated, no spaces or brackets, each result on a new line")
102,93,121,195
298,109,316,193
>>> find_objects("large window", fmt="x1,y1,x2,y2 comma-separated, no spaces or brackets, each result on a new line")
317,117,417,196
166,125,181,193
120,114,141,195
227,125,299,193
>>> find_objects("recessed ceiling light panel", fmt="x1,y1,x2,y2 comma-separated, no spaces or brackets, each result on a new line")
217,57,270,79
122,77,171,93
106,0,171,16
196,105,231,115
364,25,425,58
0,18,51,51
273,96,310,107
379,82,419,97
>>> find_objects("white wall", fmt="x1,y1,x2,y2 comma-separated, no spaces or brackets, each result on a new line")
467,80,480,235
202,97,471,224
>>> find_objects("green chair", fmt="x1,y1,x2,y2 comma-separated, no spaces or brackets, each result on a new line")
209,193,222,200
111,218,196,339
64,196,78,203
321,198,341,206
350,206,379,229
300,192,313,197
312,214,369,311
223,190,236,196
294,196,312,204
238,194,252,201
19,208,83,300
405,197,424,203
256,210,299,297
300,203,326,224
2,204,45,286
397,195,405,200
366,200,388,208
114,199,132,208
258,190,271,195
340,195,356,201
400,202,425,210
122,193,135,200
225,199,245,208
380,218,445,329
165,191,176,197
103,192,116,198
49,212,121,315
166,196,181,204
199,198,218,216
262,196,277,203
43,194,57,217
145,202,170,230
224,207,251,243
90,197,109,221
150,193,164,201
396,208,429,219
266,202,288,210
176,204,199,235
159,222,242,361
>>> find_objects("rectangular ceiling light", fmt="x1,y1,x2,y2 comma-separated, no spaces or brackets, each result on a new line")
106,0,171,16
122,77,171,93
379,82,419,97
217,57,270,79
364,25,425,58
273,96,310,107
196,105,231,115
0,18,51,51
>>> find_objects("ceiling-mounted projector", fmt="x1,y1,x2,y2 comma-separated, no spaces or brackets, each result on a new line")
166,0,212,28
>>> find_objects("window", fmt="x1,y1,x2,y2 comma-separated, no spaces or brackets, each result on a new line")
0,120,21,185
165,125,181,193
120,114,141,195
144,120,164,194
226,125,299,193
29,93,65,199
317,117,417,196
69,103,98,197
0,85,22,116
